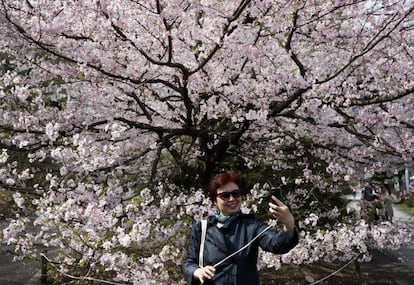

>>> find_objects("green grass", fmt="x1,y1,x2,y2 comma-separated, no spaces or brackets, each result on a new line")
399,192,414,213
399,203,414,213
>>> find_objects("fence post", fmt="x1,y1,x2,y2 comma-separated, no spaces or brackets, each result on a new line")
40,250,48,284
354,260,366,285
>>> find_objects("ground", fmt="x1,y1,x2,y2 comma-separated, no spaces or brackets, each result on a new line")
260,261,359,285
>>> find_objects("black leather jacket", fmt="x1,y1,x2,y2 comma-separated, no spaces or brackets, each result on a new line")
182,213,299,285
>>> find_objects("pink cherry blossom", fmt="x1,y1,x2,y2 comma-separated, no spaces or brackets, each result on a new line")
1,0,413,283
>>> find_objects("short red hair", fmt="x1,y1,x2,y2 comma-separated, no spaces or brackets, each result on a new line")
207,171,242,201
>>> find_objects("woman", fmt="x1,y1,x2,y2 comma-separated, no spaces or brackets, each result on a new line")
182,171,299,285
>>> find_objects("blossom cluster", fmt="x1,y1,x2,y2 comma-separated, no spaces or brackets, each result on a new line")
3,180,413,284
1,0,414,284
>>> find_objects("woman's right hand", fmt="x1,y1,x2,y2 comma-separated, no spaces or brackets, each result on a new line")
194,266,216,283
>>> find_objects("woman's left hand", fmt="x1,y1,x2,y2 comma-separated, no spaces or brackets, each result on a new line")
269,196,295,230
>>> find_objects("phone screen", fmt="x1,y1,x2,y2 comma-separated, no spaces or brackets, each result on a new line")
270,187,283,202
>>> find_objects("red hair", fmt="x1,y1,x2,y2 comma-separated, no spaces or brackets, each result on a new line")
207,171,242,201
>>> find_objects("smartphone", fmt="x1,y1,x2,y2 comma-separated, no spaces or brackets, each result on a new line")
270,187,283,202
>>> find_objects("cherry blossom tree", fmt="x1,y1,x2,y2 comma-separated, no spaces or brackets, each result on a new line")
1,0,413,284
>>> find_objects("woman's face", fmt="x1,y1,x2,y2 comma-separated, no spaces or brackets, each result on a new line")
215,181,242,216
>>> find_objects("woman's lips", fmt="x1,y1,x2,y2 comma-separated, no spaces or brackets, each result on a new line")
227,202,238,208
